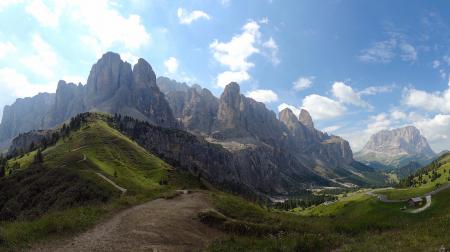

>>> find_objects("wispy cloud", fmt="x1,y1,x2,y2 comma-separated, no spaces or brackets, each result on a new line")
177,8,210,25
358,26,418,64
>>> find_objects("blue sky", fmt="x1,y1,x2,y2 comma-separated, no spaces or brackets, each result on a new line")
1,0,450,152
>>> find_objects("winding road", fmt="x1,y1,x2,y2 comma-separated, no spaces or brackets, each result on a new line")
367,183,450,214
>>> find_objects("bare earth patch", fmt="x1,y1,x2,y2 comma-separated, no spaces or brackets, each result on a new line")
31,192,221,252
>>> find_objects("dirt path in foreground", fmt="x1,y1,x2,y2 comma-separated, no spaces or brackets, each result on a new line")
31,192,221,252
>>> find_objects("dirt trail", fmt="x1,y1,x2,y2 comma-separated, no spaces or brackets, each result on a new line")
95,172,127,195
31,192,221,252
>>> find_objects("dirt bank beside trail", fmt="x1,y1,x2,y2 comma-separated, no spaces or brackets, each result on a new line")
31,192,221,252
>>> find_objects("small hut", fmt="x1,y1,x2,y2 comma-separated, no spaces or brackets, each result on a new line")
408,197,423,207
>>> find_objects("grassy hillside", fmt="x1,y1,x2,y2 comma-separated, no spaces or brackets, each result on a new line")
377,153,450,200
203,185,450,251
0,113,200,249
201,155,450,251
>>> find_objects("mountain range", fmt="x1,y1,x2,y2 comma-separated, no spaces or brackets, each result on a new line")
1,52,385,196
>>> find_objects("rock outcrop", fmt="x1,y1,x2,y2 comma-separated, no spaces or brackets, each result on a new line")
355,126,436,168
299,109,314,129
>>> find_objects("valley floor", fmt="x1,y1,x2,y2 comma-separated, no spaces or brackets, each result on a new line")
30,192,221,252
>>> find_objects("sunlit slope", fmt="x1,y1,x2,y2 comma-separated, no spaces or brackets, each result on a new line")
7,115,175,195
0,113,200,248
379,153,450,200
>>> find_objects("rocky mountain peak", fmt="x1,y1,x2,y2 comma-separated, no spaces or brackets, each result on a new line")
356,125,436,167
132,58,157,89
279,108,300,131
299,109,314,129
217,82,242,129
222,82,240,98
85,52,132,105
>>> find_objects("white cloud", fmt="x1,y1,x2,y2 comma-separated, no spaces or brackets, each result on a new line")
177,8,210,25
0,0,23,11
415,114,450,142
216,70,250,88
293,77,314,91
302,94,346,120
72,1,150,50
262,37,280,65
390,109,407,120
402,85,450,113
0,68,56,97
120,52,139,65
210,21,260,87
164,57,179,74
246,89,278,103
332,82,369,108
25,0,63,28
22,1,150,54
278,103,300,117
210,21,260,71
0,41,16,59
21,34,58,79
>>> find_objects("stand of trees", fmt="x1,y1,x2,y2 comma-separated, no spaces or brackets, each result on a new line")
272,191,338,210
399,156,449,187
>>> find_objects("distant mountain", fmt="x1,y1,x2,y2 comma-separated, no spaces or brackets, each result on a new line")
355,126,436,168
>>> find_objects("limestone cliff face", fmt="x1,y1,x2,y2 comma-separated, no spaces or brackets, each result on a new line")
0,93,55,145
356,126,435,167
113,116,327,196
157,80,355,170
213,83,284,145
156,77,218,134
278,108,353,167
299,109,314,129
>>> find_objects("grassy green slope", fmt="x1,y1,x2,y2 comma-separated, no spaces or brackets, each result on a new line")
0,114,199,249
379,153,450,200
204,184,450,251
